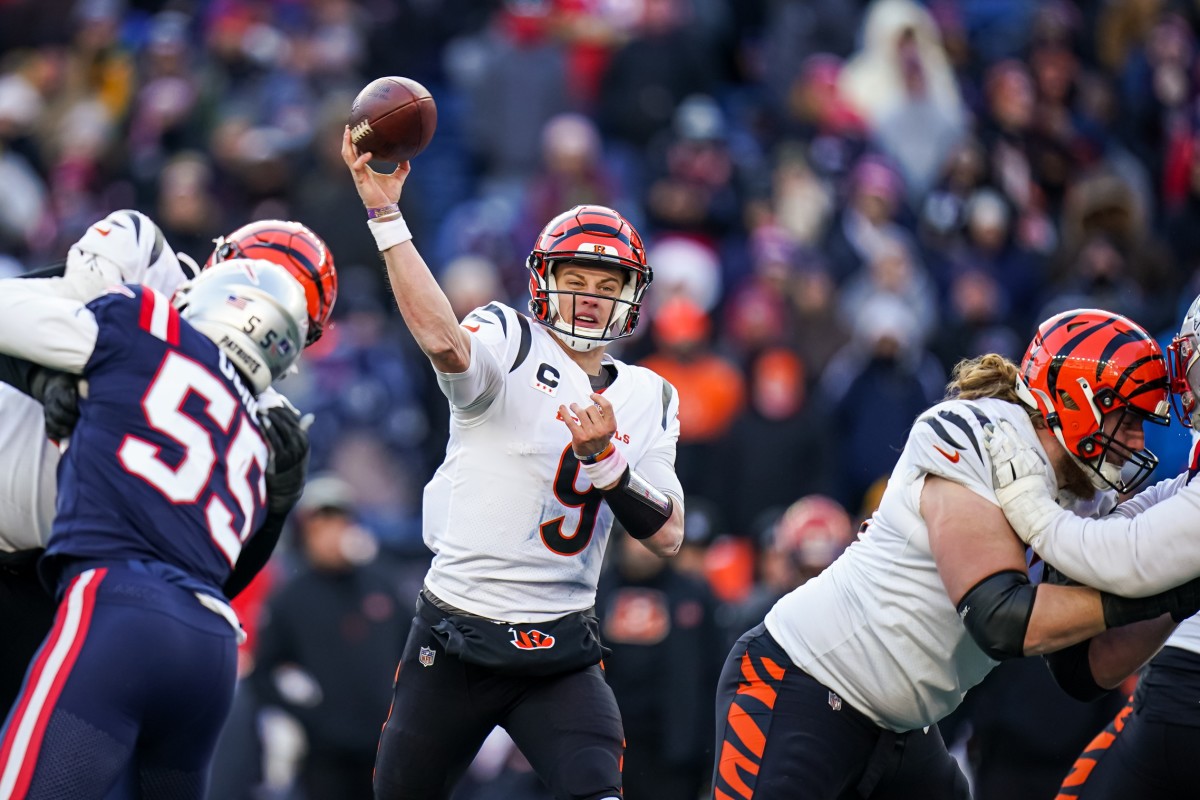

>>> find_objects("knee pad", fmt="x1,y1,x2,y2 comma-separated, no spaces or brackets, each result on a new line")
551,745,623,800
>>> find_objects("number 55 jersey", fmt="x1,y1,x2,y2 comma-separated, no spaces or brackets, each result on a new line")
422,302,683,623
45,285,269,596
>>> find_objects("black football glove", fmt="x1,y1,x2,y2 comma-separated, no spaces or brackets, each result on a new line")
1101,575,1200,627
31,368,80,441
262,405,311,517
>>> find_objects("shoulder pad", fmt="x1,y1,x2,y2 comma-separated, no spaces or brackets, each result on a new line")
909,401,993,490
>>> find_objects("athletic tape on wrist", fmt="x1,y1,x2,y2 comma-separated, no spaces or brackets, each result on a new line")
580,444,627,490
369,214,412,251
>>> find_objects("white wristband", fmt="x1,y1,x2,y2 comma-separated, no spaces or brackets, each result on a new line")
580,445,628,491
369,215,412,252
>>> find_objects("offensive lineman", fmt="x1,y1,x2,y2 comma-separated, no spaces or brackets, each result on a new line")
982,291,1200,798
0,211,336,716
0,260,310,799
343,130,685,800
712,310,1200,800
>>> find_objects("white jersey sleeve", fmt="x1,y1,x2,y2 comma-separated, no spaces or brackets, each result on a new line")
434,303,520,417
1109,473,1184,518
906,401,1018,503
0,279,98,373
1023,453,1200,597
632,379,684,505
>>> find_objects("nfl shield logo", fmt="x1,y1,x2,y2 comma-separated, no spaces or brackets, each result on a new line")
419,646,436,668
828,692,842,712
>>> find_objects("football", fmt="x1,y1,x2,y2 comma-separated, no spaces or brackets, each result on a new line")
348,77,438,163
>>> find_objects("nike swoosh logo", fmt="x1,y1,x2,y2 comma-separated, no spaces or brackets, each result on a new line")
95,226,111,236
933,445,961,463
463,323,480,332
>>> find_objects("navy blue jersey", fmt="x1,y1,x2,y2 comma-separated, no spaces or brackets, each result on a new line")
45,286,268,595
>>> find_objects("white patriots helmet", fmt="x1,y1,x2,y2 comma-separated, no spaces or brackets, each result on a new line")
1169,292,1200,428
66,209,195,299
173,259,309,394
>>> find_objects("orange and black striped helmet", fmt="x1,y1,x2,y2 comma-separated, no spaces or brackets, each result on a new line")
526,205,651,350
208,220,337,346
1019,309,1169,493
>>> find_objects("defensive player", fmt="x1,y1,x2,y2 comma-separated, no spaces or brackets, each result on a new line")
0,212,337,717
983,292,1200,798
0,260,309,799
711,309,1200,800
343,129,685,800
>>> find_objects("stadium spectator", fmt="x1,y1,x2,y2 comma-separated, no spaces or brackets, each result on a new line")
250,475,409,800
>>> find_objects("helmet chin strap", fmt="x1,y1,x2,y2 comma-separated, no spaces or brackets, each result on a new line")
551,326,605,352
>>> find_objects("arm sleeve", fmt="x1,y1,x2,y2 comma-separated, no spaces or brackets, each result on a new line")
0,279,98,373
224,510,286,599
1022,471,1200,596
434,304,514,417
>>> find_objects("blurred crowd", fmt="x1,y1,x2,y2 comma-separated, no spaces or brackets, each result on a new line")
4,0,1200,797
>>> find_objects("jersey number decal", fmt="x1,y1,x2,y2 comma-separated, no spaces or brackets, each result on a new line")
118,351,267,565
540,446,604,556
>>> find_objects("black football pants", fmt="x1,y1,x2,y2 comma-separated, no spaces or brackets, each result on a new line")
712,624,970,800
0,550,56,719
374,606,624,800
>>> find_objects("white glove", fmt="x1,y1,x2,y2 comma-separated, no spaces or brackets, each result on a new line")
983,419,1060,544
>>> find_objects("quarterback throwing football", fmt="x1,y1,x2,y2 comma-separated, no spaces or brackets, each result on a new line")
342,128,685,800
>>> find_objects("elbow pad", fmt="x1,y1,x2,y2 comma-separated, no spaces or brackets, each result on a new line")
602,467,674,540
956,569,1036,660
1043,641,1108,702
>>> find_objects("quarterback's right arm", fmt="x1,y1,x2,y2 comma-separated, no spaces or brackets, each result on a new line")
987,420,1200,596
342,128,471,374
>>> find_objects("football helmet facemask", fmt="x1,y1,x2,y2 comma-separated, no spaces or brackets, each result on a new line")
1018,308,1170,494
208,220,337,346
527,205,652,352
1168,292,1200,428
174,260,309,394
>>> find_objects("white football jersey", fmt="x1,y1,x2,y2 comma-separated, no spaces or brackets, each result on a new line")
766,397,1054,731
0,387,59,552
422,302,683,623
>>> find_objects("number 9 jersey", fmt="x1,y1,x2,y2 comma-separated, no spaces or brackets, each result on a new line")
422,302,683,623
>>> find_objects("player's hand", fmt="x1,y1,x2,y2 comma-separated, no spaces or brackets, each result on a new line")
262,405,312,516
31,369,80,442
983,420,1055,544
560,393,617,462
342,125,409,209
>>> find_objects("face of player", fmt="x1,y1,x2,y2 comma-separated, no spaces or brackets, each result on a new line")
1099,409,1146,467
553,263,627,332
